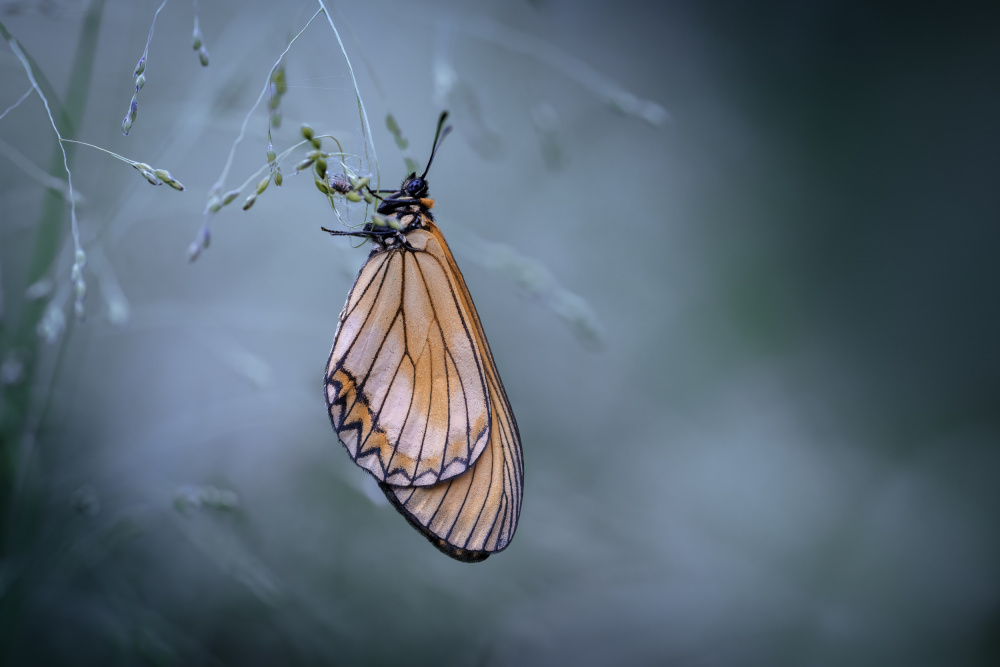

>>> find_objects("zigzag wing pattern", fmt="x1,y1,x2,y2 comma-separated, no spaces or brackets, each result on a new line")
325,231,491,487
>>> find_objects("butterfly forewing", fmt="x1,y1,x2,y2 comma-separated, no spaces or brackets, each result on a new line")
326,228,492,487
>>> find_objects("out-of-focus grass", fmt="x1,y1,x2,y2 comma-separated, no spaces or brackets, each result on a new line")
1,1,998,665
0,3,105,653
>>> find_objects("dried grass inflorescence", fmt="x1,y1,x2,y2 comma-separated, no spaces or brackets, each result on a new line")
122,56,142,135
2,10,195,330
268,65,288,129
232,121,366,218
192,5,381,261
123,0,210,136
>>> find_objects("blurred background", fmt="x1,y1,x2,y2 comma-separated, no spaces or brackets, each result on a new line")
1,0,998,664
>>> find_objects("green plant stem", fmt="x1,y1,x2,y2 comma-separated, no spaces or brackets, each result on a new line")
0,0,106,556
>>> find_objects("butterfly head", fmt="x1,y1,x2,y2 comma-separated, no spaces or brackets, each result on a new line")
401,173,429,199
377,113,450,214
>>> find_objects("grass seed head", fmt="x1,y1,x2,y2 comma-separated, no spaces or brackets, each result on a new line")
154,169,185,191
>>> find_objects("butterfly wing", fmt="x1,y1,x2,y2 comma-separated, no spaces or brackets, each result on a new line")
325,228,492,487
379,222,523,561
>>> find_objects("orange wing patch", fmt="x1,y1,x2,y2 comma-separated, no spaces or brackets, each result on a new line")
326,229,491,487
378,222,523,561
380,367,522,560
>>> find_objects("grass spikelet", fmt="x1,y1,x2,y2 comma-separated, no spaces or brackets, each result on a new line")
123,0,170,136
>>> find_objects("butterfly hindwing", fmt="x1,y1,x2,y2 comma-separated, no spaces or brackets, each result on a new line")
378,223,523,561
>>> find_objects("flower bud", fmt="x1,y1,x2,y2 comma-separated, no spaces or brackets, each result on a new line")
255,176,270,195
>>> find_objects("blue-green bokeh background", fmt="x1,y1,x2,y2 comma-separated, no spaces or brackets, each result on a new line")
1,0,998,664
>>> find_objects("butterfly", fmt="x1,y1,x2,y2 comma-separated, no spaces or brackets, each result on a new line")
322,112,522,562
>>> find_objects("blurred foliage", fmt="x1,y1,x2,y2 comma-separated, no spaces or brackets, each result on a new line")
1,1,999,665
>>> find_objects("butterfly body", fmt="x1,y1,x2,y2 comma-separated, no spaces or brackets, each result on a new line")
324,122,523,562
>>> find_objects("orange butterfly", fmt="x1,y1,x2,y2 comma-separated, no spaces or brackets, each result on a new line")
323,113,522,562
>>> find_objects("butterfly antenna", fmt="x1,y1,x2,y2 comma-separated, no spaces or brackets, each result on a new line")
421,111,452,179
